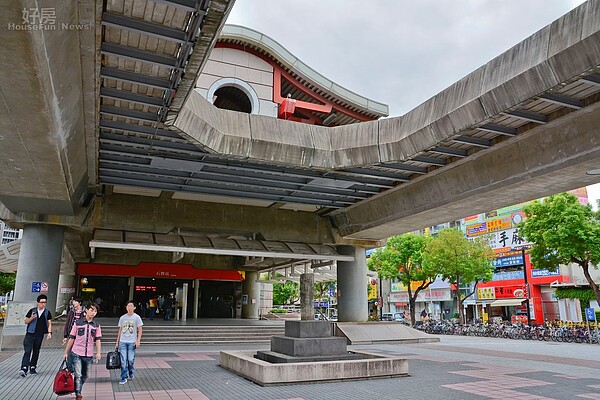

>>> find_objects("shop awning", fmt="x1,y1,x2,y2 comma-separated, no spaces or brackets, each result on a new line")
489,299,526,307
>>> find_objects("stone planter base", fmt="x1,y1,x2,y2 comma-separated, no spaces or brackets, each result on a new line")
220,349,408,386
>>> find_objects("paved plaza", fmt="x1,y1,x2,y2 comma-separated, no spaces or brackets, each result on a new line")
1,333,599,400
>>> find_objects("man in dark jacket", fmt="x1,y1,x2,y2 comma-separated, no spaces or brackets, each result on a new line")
20,294,52,376
63,296,83,371
163,296,173,320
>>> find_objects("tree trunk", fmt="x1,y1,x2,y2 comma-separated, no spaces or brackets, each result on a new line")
581,261,600,306
407,285,417,325
409,298,416,326
455,288,465,325
410,288,424,325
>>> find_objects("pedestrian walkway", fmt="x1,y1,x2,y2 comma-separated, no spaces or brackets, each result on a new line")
1,335,599,399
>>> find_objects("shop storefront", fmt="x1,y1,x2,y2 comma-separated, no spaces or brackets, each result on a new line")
77,262,244,317
477,268,564,325
389,281,452,321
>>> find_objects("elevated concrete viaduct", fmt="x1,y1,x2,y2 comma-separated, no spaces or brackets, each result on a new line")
1,0,600,320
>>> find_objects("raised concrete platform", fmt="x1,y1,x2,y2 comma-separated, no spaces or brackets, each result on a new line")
224,320,410,385
335,322,440,345
220,349,409,386
255,350,365,364
256,320,349,363
270,335,348,357
284,320,331,338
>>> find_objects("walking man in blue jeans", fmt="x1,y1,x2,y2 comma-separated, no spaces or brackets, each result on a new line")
63,302,102,400
115,300,143,384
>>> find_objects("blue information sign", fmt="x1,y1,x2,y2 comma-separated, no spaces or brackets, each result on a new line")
492,255,524,267
585,307,595,321
31,282,41,293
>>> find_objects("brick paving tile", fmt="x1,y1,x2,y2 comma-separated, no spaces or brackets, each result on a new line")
555,374,591,379
114,393,136,400
416,343,600,370
2,335,600,400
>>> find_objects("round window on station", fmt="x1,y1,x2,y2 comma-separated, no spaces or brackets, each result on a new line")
212,85,252,113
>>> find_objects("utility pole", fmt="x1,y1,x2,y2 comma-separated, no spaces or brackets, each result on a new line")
513,246,531,326
520,247,532,326
378,274,383,321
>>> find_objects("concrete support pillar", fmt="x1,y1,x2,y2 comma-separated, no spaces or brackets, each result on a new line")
128,276,135,302
14,225,65,314
193,279,199,319
181,283,188,321
300,273,314,321
336,245,368,322
242,271,259,319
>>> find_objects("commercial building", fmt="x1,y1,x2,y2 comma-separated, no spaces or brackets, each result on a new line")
0,221,21,245
384,187,598,324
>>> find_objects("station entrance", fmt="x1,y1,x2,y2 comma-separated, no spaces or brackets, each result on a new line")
77,262,244,318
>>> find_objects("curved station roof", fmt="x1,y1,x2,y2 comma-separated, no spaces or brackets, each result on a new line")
217,24,389,123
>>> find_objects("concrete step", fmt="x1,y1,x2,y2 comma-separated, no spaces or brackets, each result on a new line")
100,325,284,345
102,327,285,337
101,327,284,331
105,339,272,345
103,331,281,335
100,325,283,330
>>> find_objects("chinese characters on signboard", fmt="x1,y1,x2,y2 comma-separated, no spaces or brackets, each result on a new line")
477,285,527,300
477,287,495,300
389,289,451,302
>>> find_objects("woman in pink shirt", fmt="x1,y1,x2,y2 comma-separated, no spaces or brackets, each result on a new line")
63,302,102,400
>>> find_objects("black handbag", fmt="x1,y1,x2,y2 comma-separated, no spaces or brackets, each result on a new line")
105,350,121,370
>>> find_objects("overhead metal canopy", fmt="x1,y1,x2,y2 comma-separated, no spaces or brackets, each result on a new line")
260,263,339,284
89,229,354,263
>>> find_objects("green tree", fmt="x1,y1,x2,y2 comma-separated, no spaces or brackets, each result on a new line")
422,228,494,324
272,280,299,305
0,272,16,294
518,192,600,306
367,234,433,324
